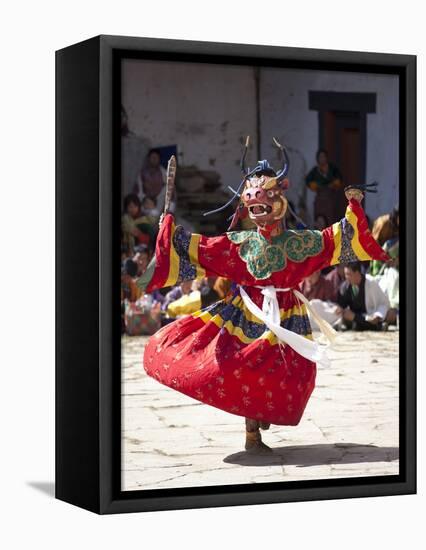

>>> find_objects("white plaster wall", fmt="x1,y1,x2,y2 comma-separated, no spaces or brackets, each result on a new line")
259,68,399,221
122,59,258,194
122,60,399,222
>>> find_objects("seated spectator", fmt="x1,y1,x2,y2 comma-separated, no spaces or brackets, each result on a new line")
324,265,345,303
336,262,390,331
300,270,336,302
162,280,193,312
166,280,201,318
300,270,341,330
200,277,221,308
371,205,399,246
377,266,399,315
124,293,162,336
133,245,151,277
122,194,157,251
370,235,399,276
213,277,232,300
370,206,399,317
141,196,161,225
121,258,141,303
121,258,141,334
370,237,399,315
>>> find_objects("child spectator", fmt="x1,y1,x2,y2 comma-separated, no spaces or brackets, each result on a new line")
122,194,157,251
141,196,161,225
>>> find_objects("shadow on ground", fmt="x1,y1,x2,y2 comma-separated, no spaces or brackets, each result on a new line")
223,443,399,467
27,481,55,498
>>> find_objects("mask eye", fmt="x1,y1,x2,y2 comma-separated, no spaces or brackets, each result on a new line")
267,190,274,198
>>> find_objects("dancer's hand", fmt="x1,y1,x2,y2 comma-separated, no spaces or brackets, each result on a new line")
345,188,364,203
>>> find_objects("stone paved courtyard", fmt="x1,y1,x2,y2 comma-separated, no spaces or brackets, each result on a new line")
121,330,399,491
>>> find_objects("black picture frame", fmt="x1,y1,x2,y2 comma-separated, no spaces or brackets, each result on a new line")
56,35,416,514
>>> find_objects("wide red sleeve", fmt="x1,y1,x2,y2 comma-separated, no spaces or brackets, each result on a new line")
142,214,245,292
323,199,391,266
283,199,391,284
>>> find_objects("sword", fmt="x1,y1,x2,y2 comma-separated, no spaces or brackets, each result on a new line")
160,155,177,226
164,155,177,214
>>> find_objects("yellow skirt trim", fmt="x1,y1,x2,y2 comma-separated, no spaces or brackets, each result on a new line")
193,300,313,345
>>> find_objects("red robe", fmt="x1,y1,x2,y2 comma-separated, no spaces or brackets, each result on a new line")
142,199,389,426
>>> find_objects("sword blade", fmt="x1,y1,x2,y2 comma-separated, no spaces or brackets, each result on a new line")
164,155,177,214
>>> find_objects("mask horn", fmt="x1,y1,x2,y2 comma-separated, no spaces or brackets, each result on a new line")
203,136,250,217
273,137,290,181
203,177,246,217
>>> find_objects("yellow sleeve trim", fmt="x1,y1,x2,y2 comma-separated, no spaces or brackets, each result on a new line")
346,209,373,261
330,222,342,265
189,233,206,279
164,222,180,287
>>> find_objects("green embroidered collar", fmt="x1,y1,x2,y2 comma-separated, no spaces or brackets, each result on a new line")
227,229,324,280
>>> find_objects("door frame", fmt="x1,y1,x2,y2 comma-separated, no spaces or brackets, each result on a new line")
309,91,376,186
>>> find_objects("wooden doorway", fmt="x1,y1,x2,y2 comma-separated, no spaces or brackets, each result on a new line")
309,92,376,214
323,110,365,187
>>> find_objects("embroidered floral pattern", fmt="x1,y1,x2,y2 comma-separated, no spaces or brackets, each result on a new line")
172,225,197,282
227,229,324,279
338,218,358,264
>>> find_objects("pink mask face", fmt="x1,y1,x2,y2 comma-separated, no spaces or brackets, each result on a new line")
241,175,288,227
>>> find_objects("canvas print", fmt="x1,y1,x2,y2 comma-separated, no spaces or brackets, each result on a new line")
120,58,399,491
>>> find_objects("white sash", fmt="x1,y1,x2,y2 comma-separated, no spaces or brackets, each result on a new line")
239,285,337,367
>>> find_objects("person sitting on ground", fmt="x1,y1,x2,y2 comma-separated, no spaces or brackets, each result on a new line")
371,206,399,276
121,252,162,306
370,206,399,316
370,237,399,313
371,205,399,247
200,277,221,308
336,262,391,331
300,270,336,302
300,270,341,330
324,264,345,302
133,244,152,277
162,280,193,312
121,258,141,303
166,280,202,319
212,277,232,300
122,194,157,251
141,196,161,226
